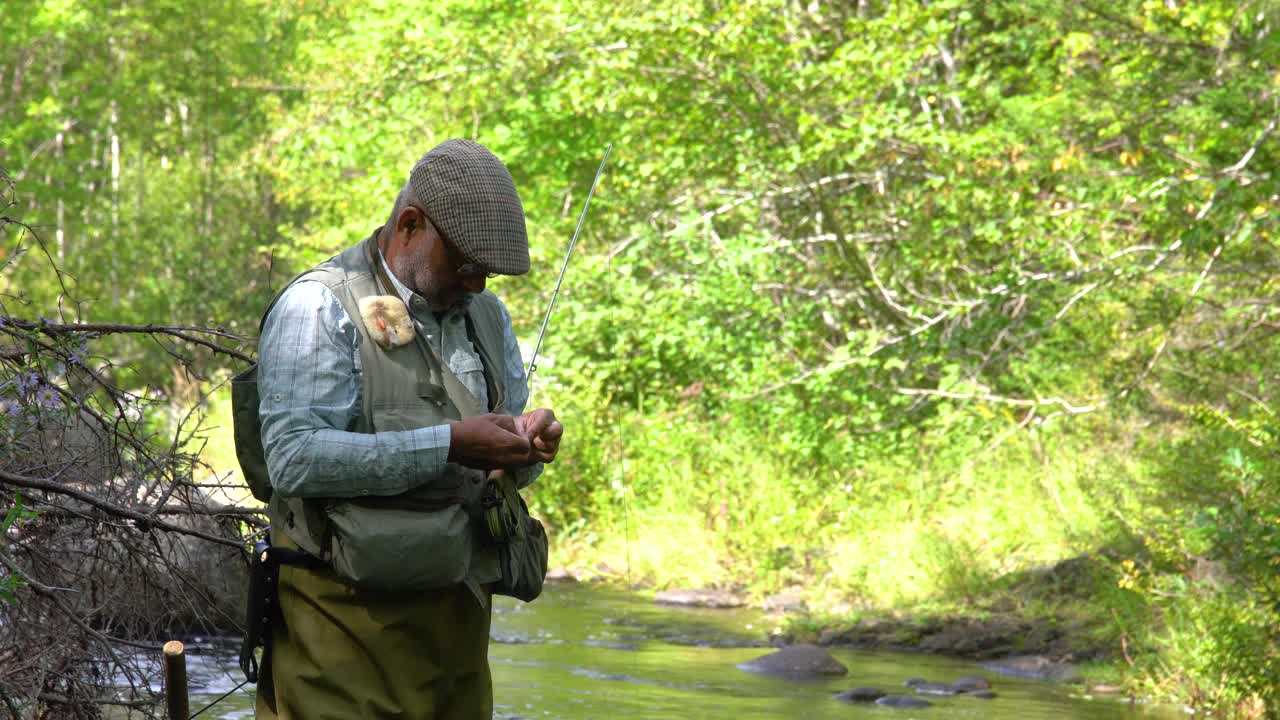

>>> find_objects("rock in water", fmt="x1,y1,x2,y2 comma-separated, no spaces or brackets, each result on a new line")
876,695,933,708
982,655,1078,682
951,675,992,692
737,644,848,676
965,690,997,699
912,681,958,696
545,567,578,582
834,687,885,703
762,591,807,613
655,588,746,608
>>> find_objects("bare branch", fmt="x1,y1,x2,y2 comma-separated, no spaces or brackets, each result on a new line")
895,387,1100,414
1,469,246,549
7,319,253,364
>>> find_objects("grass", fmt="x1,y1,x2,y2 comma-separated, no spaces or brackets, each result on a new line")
542,404,1120,609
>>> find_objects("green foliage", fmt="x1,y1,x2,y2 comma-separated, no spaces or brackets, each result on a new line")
1137,589,1279,713
4,0,1278,712
1097,399,1280,711
0,492,38,604
1,0,312,380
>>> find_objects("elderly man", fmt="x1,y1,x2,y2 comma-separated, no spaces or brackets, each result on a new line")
253,139,562,719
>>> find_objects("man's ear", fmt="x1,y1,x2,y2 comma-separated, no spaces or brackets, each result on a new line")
395,206,422,244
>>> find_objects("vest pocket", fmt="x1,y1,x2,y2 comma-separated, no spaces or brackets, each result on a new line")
323,500,473,592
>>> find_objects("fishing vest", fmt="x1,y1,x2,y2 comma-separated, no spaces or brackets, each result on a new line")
266,236,508,602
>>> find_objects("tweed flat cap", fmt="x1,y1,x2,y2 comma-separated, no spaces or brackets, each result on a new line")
410,139,530,276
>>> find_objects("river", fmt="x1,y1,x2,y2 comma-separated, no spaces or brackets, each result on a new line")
159,583,1179,719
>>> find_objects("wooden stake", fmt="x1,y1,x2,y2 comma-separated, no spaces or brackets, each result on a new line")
163,640,189,720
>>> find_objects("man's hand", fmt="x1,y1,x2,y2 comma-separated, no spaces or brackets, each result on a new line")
448,414,532,470
515,408,563,464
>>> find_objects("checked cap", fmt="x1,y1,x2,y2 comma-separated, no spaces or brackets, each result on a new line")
409,139,530,276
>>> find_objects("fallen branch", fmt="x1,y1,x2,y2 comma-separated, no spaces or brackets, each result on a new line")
0,469,246,549
895,387,1100,414
6,319,253,364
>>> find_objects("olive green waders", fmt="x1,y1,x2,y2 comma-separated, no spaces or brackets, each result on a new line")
254,531,493,720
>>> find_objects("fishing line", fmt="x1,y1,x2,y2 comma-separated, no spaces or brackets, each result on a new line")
606,205,633,589
520,145,622,580
187,678,250,719
601,160,635,693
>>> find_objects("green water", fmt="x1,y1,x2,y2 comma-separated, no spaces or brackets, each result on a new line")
177,584,1179,719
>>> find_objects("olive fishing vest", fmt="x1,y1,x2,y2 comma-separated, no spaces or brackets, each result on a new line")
266,237,508,601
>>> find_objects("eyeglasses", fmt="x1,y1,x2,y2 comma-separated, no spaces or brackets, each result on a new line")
455,261,497,280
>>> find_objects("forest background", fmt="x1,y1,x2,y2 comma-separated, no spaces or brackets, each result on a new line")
2,0,1278,716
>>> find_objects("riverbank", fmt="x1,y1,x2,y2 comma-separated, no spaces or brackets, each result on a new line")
547,551,1134,693
121,583,1173,720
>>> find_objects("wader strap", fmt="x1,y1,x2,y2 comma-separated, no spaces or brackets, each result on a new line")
464,313,502,413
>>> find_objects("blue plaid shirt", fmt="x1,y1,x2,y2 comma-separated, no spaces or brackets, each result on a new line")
257,251,539,499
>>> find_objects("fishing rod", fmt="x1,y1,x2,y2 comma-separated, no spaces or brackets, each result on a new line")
526,143,612,381
521,143,628,585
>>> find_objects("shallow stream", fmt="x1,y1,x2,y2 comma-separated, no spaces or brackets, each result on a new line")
165,584,1179,719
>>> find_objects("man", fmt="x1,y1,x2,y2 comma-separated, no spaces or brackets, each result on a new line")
253,139,562,719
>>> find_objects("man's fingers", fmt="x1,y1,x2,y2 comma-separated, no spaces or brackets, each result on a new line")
517,408,557,435
452,411,561,468
498,430,531,460
449,414,532,469
490,413,520,434
541,421,563,442
520,410,552,438
532,431,560,452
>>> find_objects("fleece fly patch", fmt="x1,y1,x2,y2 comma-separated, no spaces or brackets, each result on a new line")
358,296,415,349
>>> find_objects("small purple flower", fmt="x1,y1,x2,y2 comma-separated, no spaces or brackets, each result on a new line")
34,384,60,410
1,399,21,417
14,370,39,396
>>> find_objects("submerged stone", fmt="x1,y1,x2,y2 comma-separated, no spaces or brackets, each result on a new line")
655,588,746,608
951,675,992,692
912,681,958,696
965,690,997,699
737,643,848,676
546,567,579,582
876,695,933,708
833,687,885,702
982,655,1078,682
762,592,807,613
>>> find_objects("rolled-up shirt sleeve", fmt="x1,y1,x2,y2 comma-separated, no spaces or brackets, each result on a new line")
495,298,544,490
257,280,452,499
